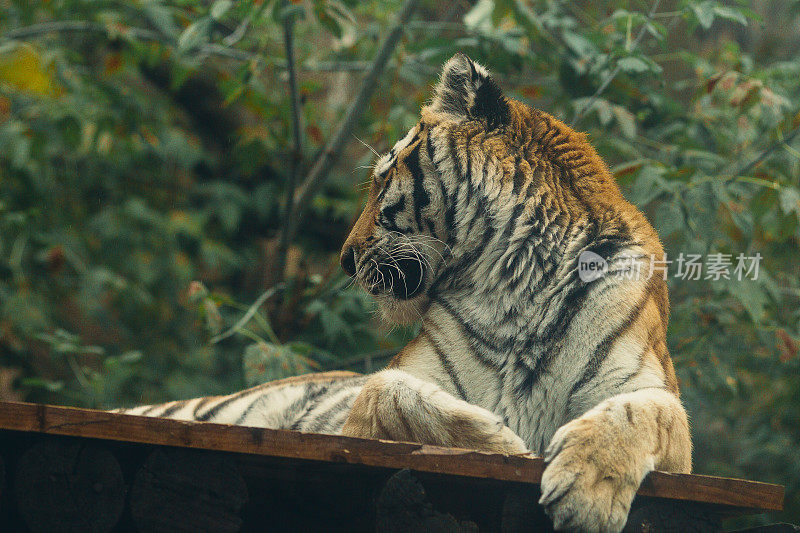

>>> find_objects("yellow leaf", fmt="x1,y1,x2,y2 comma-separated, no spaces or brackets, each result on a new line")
0,43,61,96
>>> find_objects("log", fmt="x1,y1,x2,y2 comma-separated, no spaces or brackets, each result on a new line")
375,469,478,532
501,487,551,532
13,439,125,533
623,499,722,532
0,453,6,518
0,400,788,531
730,525,800,533
129,448,248,533
0,401,783,516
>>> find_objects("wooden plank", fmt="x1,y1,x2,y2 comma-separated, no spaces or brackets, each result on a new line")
0,401,784,513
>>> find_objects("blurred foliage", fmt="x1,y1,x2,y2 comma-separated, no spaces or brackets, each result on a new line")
1,0,799,524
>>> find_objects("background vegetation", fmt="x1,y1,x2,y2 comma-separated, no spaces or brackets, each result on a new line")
1,0,798,525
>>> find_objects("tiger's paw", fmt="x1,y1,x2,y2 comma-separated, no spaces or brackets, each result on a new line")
477,417,529,455
538,416,651,533
342,370,529,456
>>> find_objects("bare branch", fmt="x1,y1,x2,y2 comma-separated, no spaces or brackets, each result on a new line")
571,0,661,126
725,121,800,183
284,0,420,243
0,21,455,75
274,1,305,282
0,20,258,61
2,20,158,42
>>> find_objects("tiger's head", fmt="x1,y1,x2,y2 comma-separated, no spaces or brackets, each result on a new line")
341,53,632,324
340,53,517,323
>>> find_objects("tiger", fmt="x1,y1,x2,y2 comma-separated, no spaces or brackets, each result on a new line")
117,53,692,532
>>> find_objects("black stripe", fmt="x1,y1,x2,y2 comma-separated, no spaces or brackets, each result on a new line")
196,388,263,421
426,131,437,166
159,400,189,418
465,151,492,239
462,135,474,207
589,235,634,263
139,404,162,416
512,269,605,398
427,132,457,248
289,383,334,431
499,207,558,288
501,202,525,242
567,275,658,401
422,329,468,401
432,298,505,370
192,396,214,418
449,133,475,236
305,392,355,433
587,366,642,400
376,171,394,202
429,193,495,296
439,181,456,246
538,272,593,342
426,218,436,235
407,143,430,232
446,131,465,246
379,194,406,232
529,221,603,343
512,154,525,194
234,396,264,424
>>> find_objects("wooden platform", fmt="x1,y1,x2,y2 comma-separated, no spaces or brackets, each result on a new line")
0,401,785,532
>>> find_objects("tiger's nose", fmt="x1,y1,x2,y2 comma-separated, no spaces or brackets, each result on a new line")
340,246,356,277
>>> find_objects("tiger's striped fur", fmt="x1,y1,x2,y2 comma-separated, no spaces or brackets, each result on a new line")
118,54,691,532
117,371,366,433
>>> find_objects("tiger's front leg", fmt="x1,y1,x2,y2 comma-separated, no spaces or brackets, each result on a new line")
539,388,692,533
341,369,528,455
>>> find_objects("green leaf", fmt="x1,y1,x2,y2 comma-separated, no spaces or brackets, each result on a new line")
210,0,233,20
617,56,651,74
143,3,180,39
612,105,636,139
654,199,685,238
21,378,64,392
778,186,800,216
628,164,668,207
177,18,212,52
595,100,613,126
464,0,495,31
317,10,344,39
712,6,748,26
562,30,597,59
690,1,716,29
726,279,768,323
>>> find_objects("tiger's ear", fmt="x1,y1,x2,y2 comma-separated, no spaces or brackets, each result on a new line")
429,53,510,129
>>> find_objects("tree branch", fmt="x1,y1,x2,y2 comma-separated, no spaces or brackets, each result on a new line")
284,0,420,244
724,120,800,183
2,20,158,42
570,0,661,126
0,21,443,75
0,20,258,61
275,1,304,282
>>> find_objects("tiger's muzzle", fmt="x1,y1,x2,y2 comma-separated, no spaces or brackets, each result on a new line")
341,243,426,300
